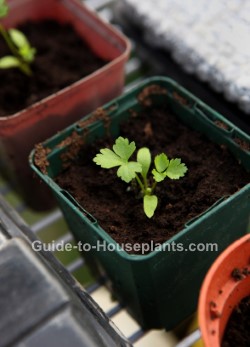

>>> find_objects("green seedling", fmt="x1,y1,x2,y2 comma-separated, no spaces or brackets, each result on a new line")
0,0,36,75
93,137,188,218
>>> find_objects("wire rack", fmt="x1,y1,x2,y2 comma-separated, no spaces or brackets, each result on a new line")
0,0,201,346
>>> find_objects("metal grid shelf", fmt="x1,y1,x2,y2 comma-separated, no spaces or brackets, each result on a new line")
0,0,201,346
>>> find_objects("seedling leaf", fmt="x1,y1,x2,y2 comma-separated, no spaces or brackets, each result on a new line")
113,137,136,161
9,29,36,62
143,195,158,218
20,46,36,62
165,158,188,179
152,169,165,182
117,162,142,183
0,56,20,68
93,138,142,183
154,153,169,172
137,147,151,179
0,0,8,18
93,149,123,168
9,29,29,48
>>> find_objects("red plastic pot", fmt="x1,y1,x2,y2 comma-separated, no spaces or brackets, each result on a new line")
0,0,130,210
198,234,250,347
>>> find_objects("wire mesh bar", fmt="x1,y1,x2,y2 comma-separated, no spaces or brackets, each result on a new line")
51,233,73,250
128,329,146,344
66,258,85,273
106,303,123,318
175,329,201,347
31,209,62,233
0,184,11,195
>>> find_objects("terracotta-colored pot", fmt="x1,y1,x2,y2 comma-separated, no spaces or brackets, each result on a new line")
198,233,250,347
0,0,130,210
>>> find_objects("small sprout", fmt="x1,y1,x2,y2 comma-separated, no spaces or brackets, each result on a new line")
94,137,188,218
0,0,36,76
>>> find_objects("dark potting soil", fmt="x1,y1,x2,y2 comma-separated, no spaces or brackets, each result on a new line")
222,295,250,347
56,104,250,254
0,20,106,117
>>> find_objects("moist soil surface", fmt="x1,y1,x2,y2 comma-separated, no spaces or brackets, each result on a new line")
222,295,250,347
0,20,106,117
56,104,250,254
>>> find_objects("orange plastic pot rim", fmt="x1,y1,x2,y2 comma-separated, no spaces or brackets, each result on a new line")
198,233,250,347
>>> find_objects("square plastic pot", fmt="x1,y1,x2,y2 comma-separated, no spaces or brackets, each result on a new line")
30,77,250,329
0,0,130,210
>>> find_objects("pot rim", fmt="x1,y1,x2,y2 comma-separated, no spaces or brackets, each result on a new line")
198,233,250,347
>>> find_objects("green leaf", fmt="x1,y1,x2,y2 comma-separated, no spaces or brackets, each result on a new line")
8,29,36,63
0,56,20,69
93,138,142,183
154,153,169,172
143,194,158,218
93,148,123,168
20,46,36,62
9,29,29,48
113,137,136,161
152,169,166,182
0,0,8,18
137,147,151,179
165,158,188,179
117,161,141,183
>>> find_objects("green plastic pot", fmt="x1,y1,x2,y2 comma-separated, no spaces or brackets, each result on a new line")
30,77,250,330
